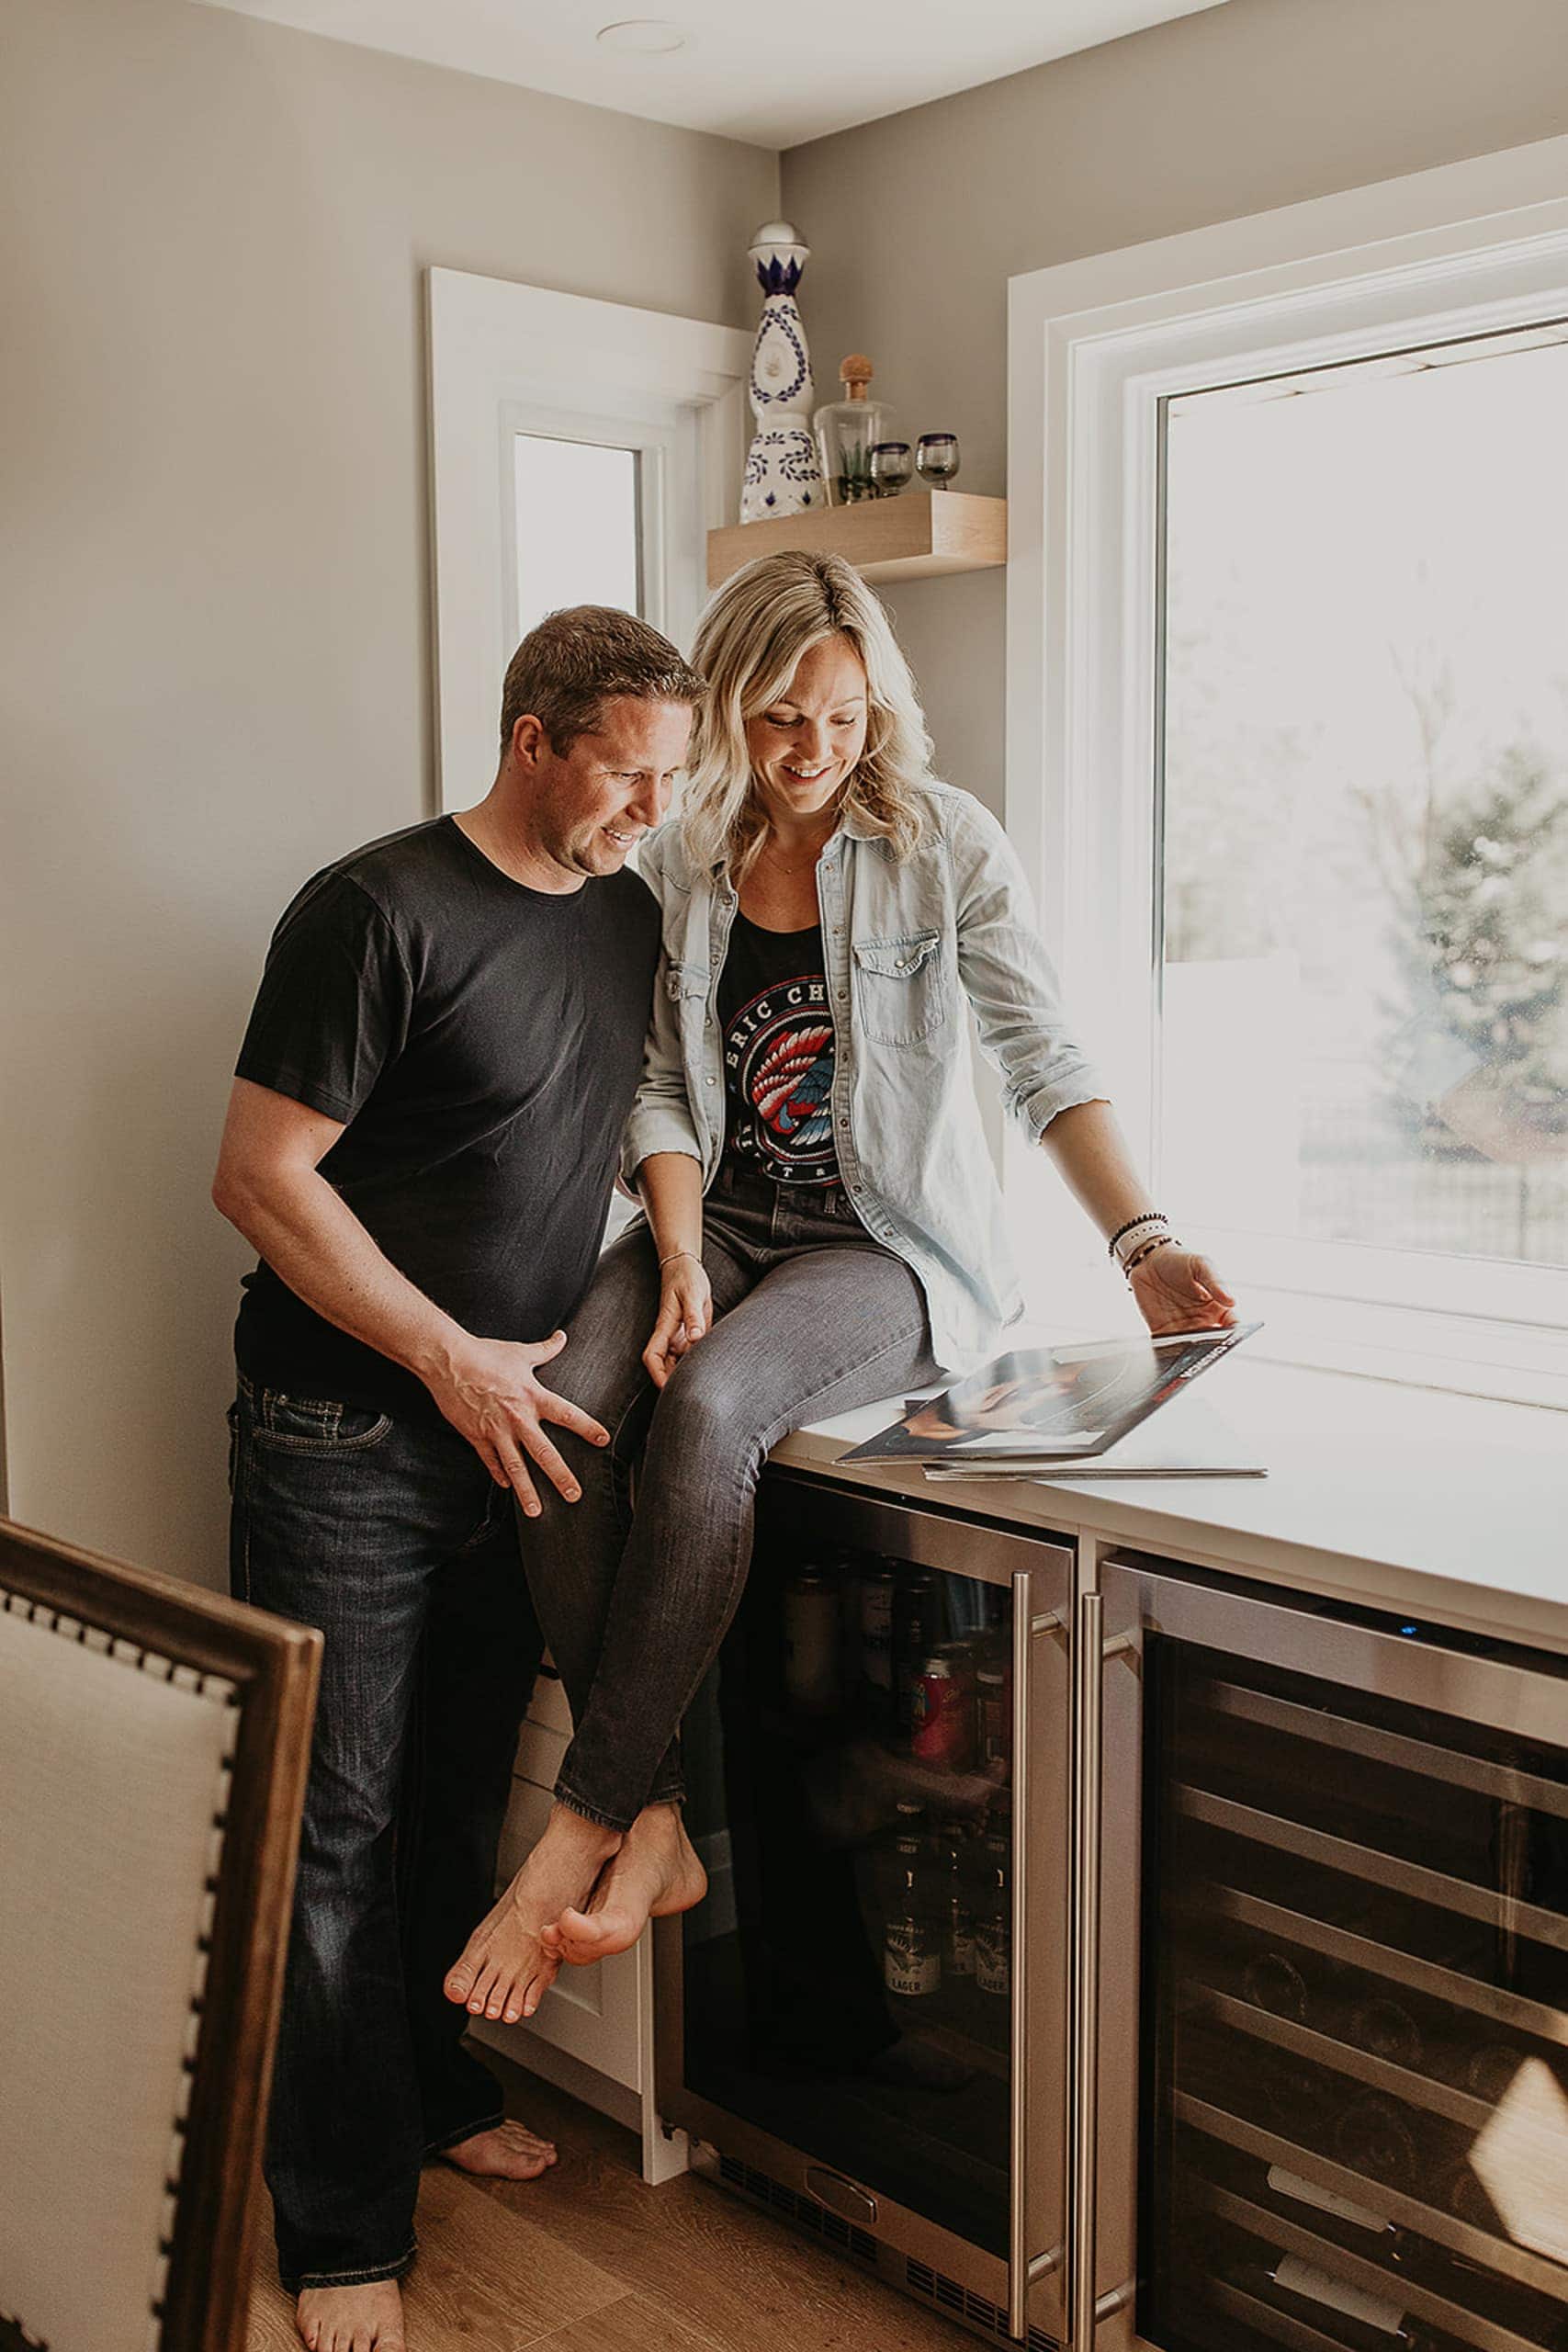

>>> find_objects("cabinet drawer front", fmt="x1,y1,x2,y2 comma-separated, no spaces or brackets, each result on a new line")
525,1664,574,1736
512,1718,569,1791
491,1779,644,2090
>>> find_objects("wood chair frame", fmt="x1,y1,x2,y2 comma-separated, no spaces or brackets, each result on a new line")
0,1516,321,2352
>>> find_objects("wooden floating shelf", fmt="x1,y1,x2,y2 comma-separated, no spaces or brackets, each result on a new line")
706,490,1007,588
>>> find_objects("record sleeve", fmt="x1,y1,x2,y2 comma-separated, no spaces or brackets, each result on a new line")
840,1323,1261,1466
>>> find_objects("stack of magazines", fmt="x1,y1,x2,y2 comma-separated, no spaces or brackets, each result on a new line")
840,1324,1264,1480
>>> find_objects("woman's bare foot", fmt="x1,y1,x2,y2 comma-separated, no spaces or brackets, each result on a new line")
437,2118,557,2180
444,1805,620,2023
541,1803,706,1966
295,2278,404,2352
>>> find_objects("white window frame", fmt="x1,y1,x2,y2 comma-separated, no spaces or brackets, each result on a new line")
1007,136,1568,1402
426,267,750,809
504,409,664,648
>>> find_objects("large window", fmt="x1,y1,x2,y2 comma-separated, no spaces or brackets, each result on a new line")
1159,325,1568,1278
1007,141,1568,1392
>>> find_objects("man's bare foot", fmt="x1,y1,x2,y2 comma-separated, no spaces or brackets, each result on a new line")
541,1803,706,1966
437,2118,558,2180
444,1804,620,2023
295,2278,404,2352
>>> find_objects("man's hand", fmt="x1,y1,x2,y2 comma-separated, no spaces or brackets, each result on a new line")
643,1255,714,1390
427,1331,609,1516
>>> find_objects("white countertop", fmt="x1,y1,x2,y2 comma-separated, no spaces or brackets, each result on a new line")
770,1356,1568,1655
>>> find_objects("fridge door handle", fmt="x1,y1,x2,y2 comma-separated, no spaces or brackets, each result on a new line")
1069,1596,1137,2349
1008,1573,1067,2340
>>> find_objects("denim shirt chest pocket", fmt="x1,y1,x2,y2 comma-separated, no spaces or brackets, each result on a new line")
851,928,947,1046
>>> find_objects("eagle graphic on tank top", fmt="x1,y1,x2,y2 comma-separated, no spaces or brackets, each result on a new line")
723,975,839,1183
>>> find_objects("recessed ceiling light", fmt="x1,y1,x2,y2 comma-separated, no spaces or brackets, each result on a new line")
596,18,689,54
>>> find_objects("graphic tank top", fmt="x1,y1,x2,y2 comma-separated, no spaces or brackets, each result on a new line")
716,911,840,1185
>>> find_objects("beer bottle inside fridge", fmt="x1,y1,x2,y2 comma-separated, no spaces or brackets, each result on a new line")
885,1829,942,2005
976,1665,1009,1771
783,1561,841,1718
934,1818,976,1990
974,1830,1011,2002
892,1569,941,1742
857,1557,897,1730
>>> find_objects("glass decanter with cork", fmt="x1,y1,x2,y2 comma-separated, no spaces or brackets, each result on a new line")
813,355,895,506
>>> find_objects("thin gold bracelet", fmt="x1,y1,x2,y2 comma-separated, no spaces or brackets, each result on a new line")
658,1250,703,1270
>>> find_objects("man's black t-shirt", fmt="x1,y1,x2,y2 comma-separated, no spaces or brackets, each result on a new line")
232,817,660,1415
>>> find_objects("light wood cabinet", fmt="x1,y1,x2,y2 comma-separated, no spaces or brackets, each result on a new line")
468,1668,686,2184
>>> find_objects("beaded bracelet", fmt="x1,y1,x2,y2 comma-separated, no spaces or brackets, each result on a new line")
1107,1211,1168,1261
1123,1233,1180,1279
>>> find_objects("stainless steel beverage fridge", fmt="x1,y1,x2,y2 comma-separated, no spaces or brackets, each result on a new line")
1092,1556,1568,2352
656,1467,1076,2346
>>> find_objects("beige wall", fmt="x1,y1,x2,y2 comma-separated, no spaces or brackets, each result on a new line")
0,0,776,1585
781,0,1568,821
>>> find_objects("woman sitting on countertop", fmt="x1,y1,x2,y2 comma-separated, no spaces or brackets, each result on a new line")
444,548,1236,2028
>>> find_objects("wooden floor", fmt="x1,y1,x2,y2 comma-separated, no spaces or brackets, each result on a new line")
244,2051,969,2352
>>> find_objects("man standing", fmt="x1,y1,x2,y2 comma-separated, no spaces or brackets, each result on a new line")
213,608,702,2352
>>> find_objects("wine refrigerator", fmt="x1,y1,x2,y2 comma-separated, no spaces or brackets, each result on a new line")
1093,1555,1568,2352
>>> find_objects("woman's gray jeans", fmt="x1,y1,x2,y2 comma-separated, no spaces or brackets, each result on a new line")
522,1164,939,1831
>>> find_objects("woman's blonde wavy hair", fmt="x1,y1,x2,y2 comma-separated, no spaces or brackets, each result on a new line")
681,549,933,879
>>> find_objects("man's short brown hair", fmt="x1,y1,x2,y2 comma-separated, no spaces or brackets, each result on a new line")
499,606,705,755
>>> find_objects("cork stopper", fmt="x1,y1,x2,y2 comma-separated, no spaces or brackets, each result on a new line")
839,354,874,400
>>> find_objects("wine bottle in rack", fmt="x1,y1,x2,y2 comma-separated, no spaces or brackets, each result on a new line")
1242,1946,1312,2024
1239,2255,1439,2349
1464,2041,1522,2102
1266,2163,1405,2250
1332,2091,1420,2192
1432,2154,1498,2233
1348,1993,1425,2071
1247,2044,1340,2142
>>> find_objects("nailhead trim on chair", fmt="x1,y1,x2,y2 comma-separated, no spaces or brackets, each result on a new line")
1,1585,240,2349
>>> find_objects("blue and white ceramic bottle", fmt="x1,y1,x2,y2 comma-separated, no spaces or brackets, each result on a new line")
740,220,827,524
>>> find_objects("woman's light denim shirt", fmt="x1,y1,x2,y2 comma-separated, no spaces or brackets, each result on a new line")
621,780,1109,1374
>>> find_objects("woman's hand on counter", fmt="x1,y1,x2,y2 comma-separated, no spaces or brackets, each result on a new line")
643,1254,715,1389
1128,1244,1236,1335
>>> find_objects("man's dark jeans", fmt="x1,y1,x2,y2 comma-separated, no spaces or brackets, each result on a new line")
229,1372,544,2293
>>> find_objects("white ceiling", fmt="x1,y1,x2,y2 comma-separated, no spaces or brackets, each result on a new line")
197,0,1230,149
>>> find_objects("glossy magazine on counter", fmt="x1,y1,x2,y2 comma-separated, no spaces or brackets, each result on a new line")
840,1323,1261,1466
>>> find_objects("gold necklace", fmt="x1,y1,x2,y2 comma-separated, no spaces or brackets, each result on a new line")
761,831,829,876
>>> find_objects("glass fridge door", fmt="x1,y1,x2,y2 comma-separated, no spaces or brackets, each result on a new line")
1100,1562,1568,2352
664,1469,1072,2339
